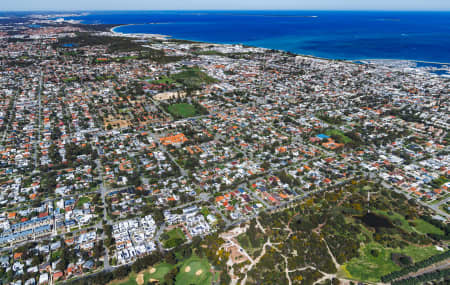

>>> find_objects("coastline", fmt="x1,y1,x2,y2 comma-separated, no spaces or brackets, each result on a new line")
107,24,344,62
106,24,450,76
356,58,450,66
54,10,450,65
110,24,171,40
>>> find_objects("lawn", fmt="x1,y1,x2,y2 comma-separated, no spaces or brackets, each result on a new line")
176,256,213,285
167,228,186,240
168,103,198,118
145,263,174,283
399,244,439,262
325,129,353,144
344,242,439,282
411,219,444,235
163,228,187,248
141,256,212,285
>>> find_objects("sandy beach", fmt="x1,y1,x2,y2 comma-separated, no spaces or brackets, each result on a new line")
110,24,171,40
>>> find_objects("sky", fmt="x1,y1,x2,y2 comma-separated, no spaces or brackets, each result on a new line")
1,0,450,11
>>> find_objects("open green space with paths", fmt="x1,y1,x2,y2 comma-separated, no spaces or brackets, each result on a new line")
343,242,439,282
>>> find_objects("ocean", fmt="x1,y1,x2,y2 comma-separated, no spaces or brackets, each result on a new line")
65,11,450,63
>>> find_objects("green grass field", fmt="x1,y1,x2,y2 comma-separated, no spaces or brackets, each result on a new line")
176,256,213,285
167,228,186,240
163,228,187,248
168,103,198,118
411,219,445,235
141,256,212,285
145,263,174,283
344,242,439,282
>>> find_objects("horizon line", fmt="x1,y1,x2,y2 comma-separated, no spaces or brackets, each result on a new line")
1,9,450,12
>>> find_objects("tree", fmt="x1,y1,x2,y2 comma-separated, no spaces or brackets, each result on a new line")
165,252,177,265
261,161,270,170
49,143,62,163
220,271,231,284
164,267,179,285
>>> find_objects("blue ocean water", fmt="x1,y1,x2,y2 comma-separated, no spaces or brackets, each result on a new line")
67,11,450,62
